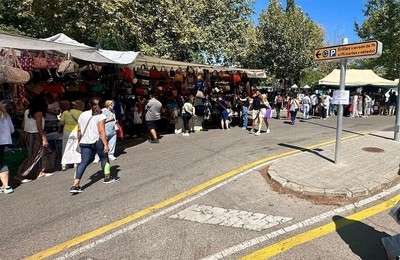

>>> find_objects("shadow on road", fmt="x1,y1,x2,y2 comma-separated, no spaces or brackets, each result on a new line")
333,215,389,260
369,132,394,141
81,165,120,190
278,143,334,163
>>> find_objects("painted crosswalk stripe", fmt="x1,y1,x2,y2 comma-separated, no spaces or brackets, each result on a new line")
169,204,292,231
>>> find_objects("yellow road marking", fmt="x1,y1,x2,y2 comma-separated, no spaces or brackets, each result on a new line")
241,193,400,260
25,133,366,259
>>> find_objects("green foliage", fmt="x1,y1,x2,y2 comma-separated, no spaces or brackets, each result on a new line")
257,0,324,87
355,0,400,79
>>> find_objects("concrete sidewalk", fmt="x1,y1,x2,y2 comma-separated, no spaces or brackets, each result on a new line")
267,131,400,198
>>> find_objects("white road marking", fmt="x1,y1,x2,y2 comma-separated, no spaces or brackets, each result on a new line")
200,183,400,260
169,204,292,231
54,157,400,260
55,167,259,259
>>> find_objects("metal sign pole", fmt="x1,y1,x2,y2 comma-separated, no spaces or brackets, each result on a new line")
394,77,400,141
335,58,347,164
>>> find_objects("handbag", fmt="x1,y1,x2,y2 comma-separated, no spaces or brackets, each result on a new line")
136,64,150,78
42,147,56,171
174,67,184,82
47,52,63,69
18,50,34,72
81,64,100,80
115,123,124,139
149,65,162,79
232,71,241,83
56,53,79,77
33,51,49,70
0,49,31,84
76,115,93,153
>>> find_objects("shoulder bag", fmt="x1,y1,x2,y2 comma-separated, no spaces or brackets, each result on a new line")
76,115,93,153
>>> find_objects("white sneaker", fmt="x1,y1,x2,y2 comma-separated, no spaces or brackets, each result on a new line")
182,133,190,136
109,155,117,161
0,186,14,194
266,129,270,133
93,158,100,164
254,132,261,136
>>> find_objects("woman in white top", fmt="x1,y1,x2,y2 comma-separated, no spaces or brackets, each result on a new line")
0,103,15,194
70,97,119,194
255,94,271,135
15,95,50,183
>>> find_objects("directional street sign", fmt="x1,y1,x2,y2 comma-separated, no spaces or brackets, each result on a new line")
313,40,382,61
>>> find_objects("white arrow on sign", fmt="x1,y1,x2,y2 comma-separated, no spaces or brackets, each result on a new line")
169,204,292,231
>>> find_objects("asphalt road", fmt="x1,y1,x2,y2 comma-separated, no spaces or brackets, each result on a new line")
1,113,398,260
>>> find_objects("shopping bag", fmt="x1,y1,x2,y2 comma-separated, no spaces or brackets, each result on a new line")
42,147,55,171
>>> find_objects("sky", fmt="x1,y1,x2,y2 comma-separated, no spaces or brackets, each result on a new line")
252,0,366,44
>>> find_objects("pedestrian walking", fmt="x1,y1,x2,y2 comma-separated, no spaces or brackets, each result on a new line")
145,92,162,143
0,103,15,194
70,97,119,194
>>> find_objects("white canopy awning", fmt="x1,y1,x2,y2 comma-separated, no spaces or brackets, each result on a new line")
291,84,298,89
133,54,267,79
318,69,398,89
0,33,267,78
0,33,140,65
302,85,310,89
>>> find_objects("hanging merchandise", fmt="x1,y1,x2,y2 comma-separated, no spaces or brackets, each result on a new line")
120,67,134,83
219,70,231,82
160,66,169,80
232,71,241,83
186,66,195,84
12,84,28,116
195,81,204,89
46,52,63,69
135,87,148,96
169,67,176,78
149,65,162,80
32,51,49,70
196,67,204,81
241,72,249,83
18,50,34,72
91,84,104,93
0,49,31,84
56,52,79,77
136,64,150,78
174,67,184,82
210,70,218,81
81,64,100,80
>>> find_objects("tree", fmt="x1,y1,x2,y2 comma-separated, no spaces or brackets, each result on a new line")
286,0,295,13
0,0,255,66
355,0,400,79
257,0,324,87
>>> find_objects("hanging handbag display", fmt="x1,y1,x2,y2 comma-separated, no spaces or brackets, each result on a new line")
81,64,100,80
149,65,162,79
0,49,31,84
121,67,134,83
136,64,150,78
160,66,169,79
47,52,63,69
18,50,34,72
33,51,49,70
174,67,184,82
232,71,241,83
56,52,79,77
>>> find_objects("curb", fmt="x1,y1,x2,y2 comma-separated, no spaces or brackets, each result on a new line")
267,167,400,198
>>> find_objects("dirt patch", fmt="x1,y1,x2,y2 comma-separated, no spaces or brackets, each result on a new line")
259,166,360,206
